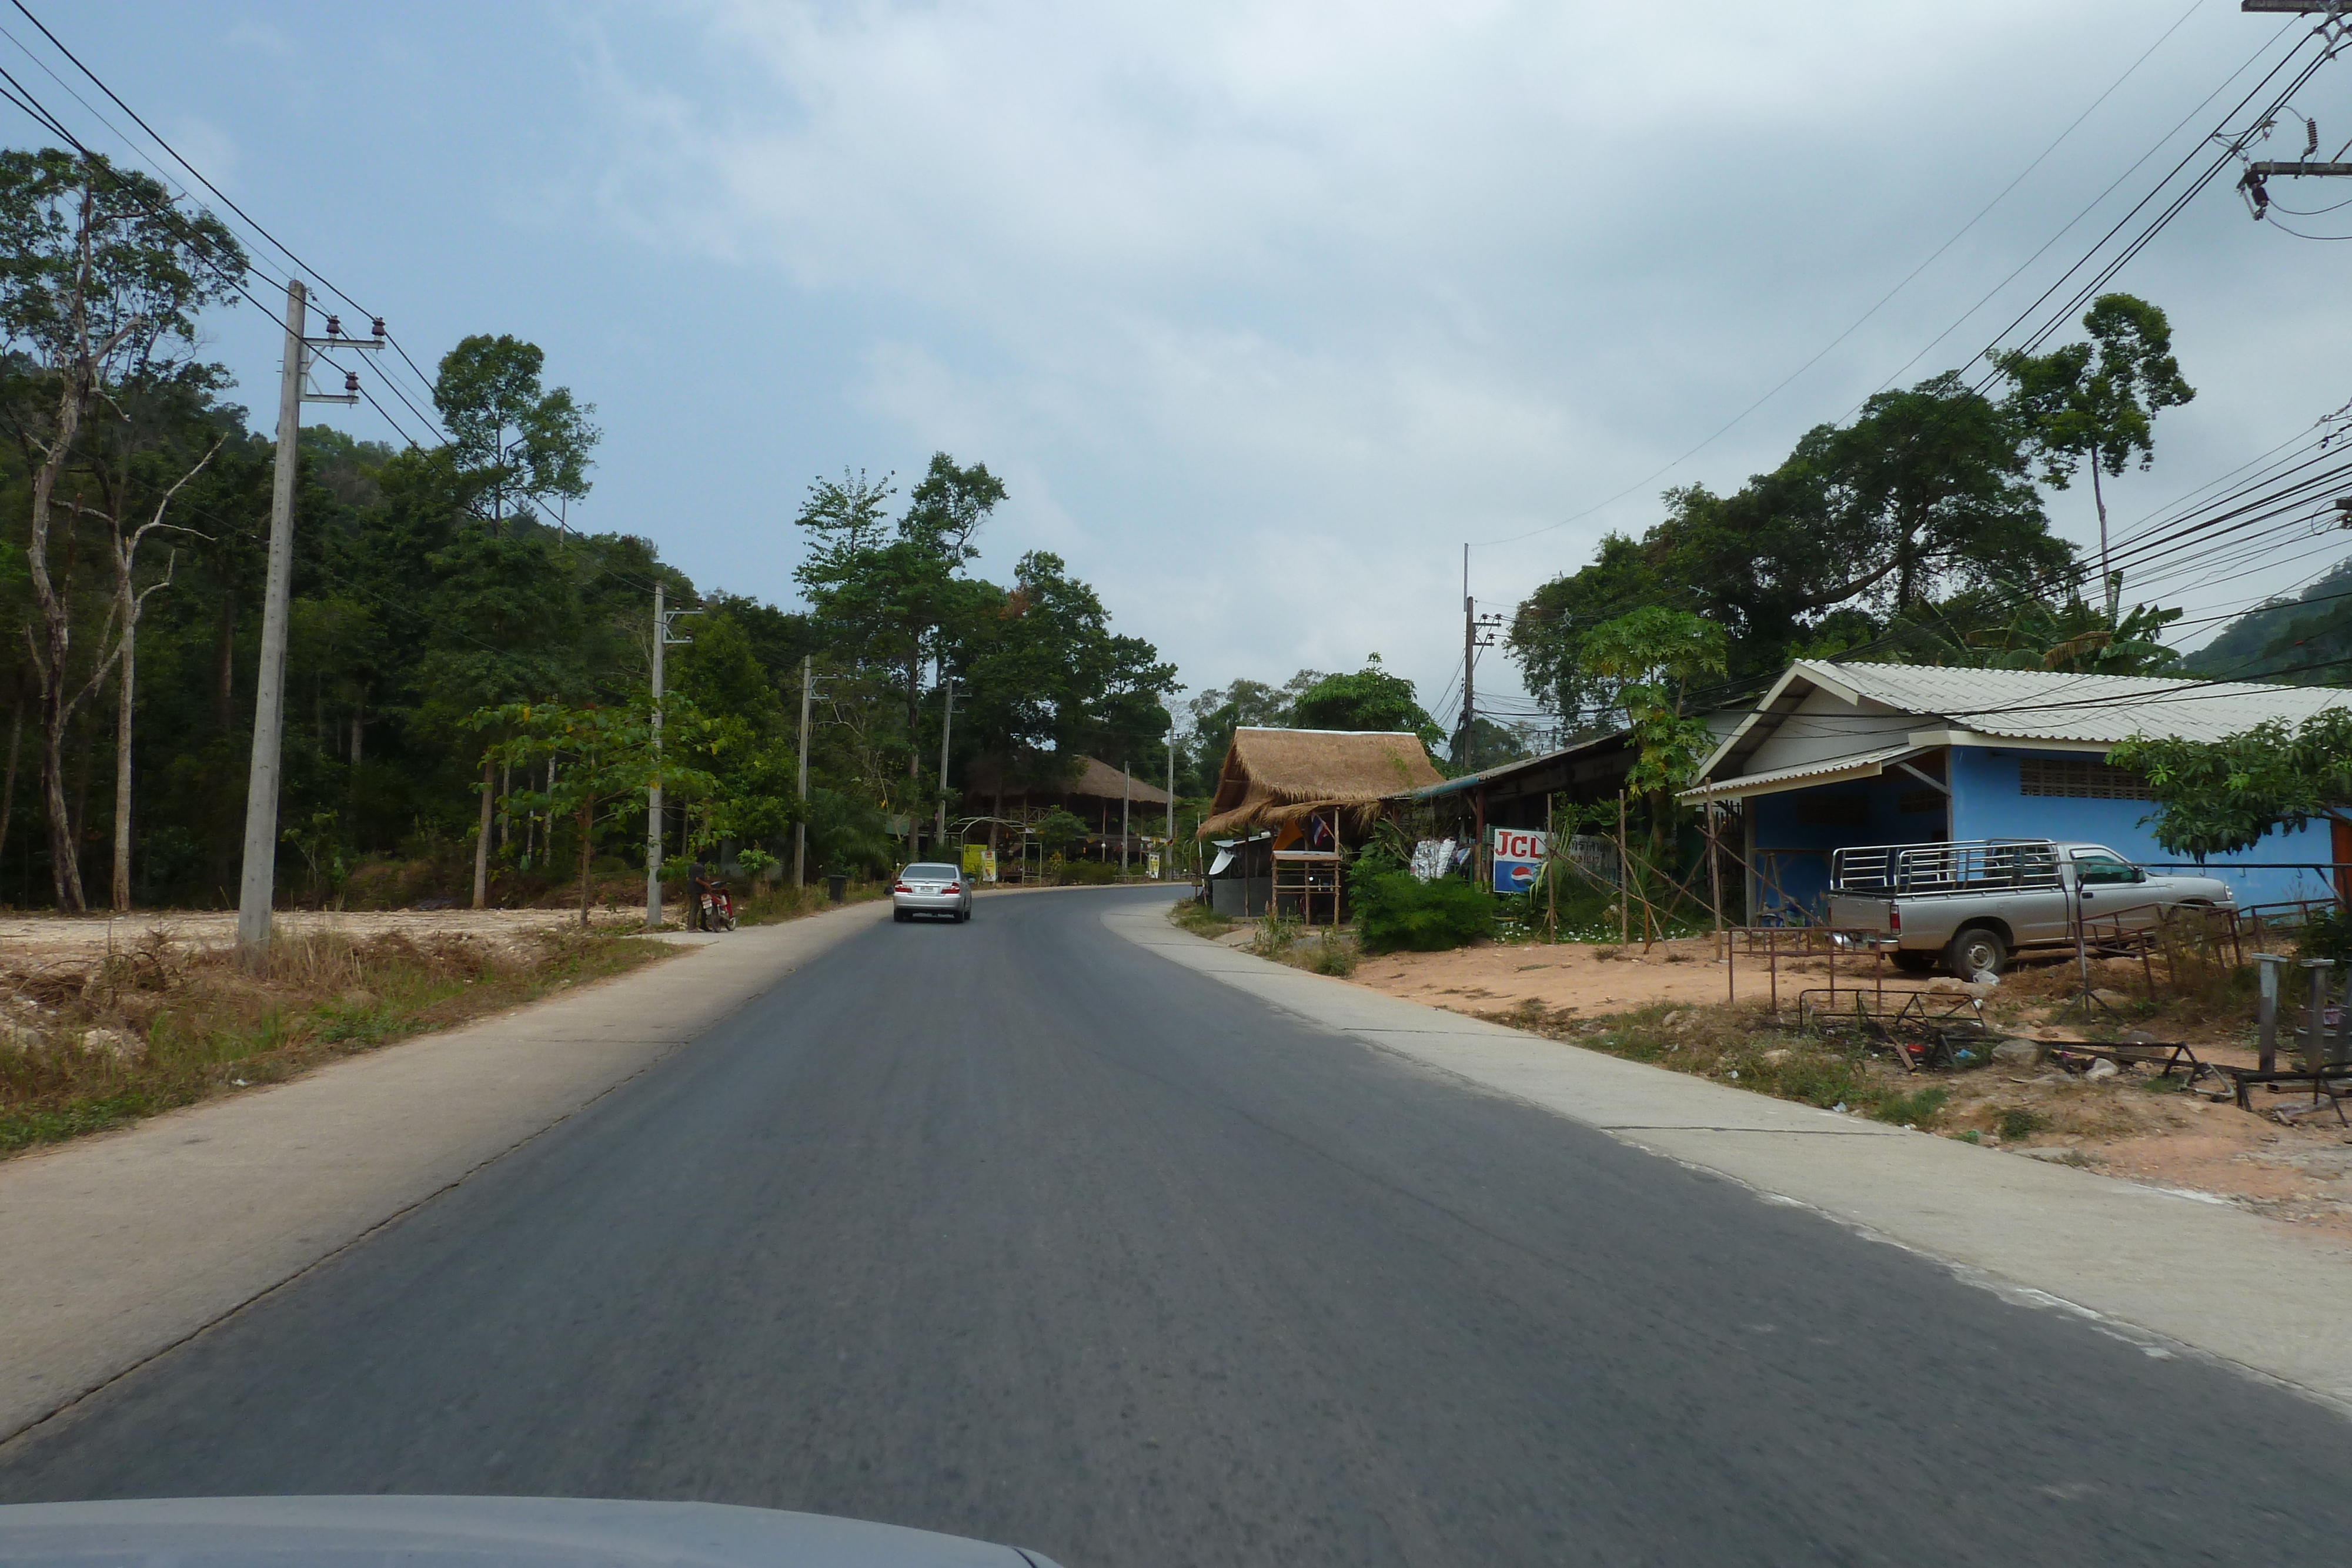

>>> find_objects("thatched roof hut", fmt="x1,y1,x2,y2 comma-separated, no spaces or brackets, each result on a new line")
1197,728,1444,839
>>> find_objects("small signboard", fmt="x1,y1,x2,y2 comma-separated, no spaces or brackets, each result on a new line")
1491,827,1548,895
1147,853,1161,879
981,848,998,883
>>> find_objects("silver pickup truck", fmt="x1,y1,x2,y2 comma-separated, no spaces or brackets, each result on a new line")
1823,838,2236,977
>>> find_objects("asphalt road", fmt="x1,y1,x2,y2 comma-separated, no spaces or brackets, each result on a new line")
5,887,2350,1564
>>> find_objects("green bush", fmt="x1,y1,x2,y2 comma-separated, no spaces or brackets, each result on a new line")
2299,906,2351,964
1353,870,1492,953
1058,860,1121,885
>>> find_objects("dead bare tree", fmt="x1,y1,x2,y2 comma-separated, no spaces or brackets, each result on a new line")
63,442,223,907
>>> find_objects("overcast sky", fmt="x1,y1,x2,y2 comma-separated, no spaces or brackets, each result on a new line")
44,1,2352,730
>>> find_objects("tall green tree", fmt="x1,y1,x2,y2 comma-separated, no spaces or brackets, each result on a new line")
0,148,244,910
431,334,598,531
794,454,1007,850
1288,657,1441,747
1994,293,2194,617
1509,373,2067,727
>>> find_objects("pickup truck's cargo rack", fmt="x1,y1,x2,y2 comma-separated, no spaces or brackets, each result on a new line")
1830,839,2062,896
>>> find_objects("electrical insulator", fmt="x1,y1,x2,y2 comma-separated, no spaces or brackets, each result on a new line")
371,317,386,338
325,315,342,337
343,370,360,393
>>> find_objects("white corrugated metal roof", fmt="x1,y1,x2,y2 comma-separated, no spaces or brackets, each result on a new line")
1679,744,1931,802
1816,661,2352,744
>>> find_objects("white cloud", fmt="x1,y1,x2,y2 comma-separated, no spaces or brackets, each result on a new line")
559,0,2352,711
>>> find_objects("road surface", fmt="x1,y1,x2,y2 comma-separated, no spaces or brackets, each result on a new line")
4,887,2347,1564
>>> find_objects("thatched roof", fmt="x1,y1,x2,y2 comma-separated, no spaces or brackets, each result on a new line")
1197,728,1443,838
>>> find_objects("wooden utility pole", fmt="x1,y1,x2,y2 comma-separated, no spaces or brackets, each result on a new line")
236,283,379,957
794,656,814,888
1545,793,1557,942
1617,789,1630,947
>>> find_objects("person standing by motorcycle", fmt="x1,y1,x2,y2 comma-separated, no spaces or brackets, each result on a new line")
684,860,710,932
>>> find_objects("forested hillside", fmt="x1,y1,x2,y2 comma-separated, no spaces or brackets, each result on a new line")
2182,554,2352,687
0,147,1175,912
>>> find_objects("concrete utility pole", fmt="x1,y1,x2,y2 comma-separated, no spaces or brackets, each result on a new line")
1121,763,1131,874
794,656,814,888
236,282,380,959
645,593,699,930
1165,724,1175,881
935,675,957,858
647,582,664,927
1461,544,1475,772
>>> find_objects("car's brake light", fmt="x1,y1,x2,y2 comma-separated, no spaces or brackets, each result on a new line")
893,883,913,894
1887,903,1900,932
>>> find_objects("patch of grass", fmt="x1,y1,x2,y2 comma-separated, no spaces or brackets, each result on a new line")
1168,901,1238,941
1997,1106,2050,1141
1870,1086,1949,1128
0,927,671,1157
1298,931,1359,977
736,880,886,925
1249,912,1303,959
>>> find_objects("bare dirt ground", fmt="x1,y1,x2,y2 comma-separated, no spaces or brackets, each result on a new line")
0,908,642,971
1325,931,2352,1242
1348,933,1742,1016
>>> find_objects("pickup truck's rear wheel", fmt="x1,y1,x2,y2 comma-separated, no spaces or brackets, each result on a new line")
1945,926,2007,978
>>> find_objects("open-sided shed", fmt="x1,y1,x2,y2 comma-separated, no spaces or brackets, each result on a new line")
1198,728,1445,922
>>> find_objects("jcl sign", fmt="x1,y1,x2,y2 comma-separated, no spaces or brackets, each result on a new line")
1492,828,1548,862
1491,828,1548,894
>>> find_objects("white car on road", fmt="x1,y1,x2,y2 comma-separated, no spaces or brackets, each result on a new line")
892,862,973,924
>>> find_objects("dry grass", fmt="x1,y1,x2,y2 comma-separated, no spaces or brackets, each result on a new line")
0,926,671,1157
1486,997,1966,1127
733,880,887,925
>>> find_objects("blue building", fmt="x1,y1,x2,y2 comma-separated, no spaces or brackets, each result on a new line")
1685,661,2352,922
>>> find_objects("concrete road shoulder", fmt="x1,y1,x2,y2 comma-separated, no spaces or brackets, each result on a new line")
1107,902,2352,1410
0,902,887,1442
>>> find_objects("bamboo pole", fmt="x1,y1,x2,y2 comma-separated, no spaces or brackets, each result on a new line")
1545,793,1557,943
1616,790,1629,948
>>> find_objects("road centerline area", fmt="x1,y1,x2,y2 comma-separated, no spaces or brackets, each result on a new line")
6,887,2350,1566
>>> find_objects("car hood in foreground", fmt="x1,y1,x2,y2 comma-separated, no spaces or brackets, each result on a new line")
0,1497,1063,1568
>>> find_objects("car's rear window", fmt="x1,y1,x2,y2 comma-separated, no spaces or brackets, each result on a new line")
905,864,960,878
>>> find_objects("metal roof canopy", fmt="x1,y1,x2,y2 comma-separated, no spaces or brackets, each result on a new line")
1408,728,1636,804
1695,661,2352,787
1680,743,1937,803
